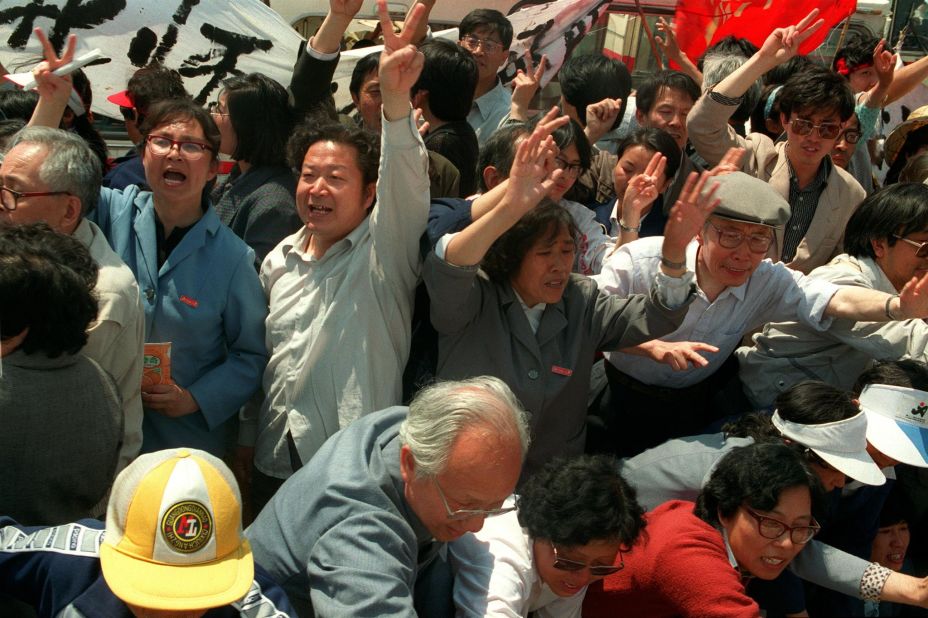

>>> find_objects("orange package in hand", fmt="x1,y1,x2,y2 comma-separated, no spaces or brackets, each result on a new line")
142,342,172,386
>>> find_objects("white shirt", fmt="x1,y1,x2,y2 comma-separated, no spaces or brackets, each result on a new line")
449,498,585,618
559,198,613,275
253,114,429,478
594,236,839,388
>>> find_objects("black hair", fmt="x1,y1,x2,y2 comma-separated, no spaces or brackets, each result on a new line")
764,55,821,87
695,443,824,528
724,381,859,443
877,485,912,528
842,183,928,259
559,55,631,129
482,199,579,283
636,70,700,116
459,9,513,48
222,73,295,167
550,117,592,171
615,127,682,182
833,35,885,75
0,223,98,357
0,90,39,122
696,36,759,71
349,52,381,98
127,64,189,112
140,99,221,160
517,455,646,548
750,83,785,140
286,119,380,186
778,64,855,122
413,40,478,122
478,123,531,191
0,119,25,150
67,68,108,174
853,360,928,395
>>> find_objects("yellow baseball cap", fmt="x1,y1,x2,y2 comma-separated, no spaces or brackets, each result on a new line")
99,449,253,610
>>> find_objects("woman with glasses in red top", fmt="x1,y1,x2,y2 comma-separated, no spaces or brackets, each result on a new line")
583,443,823,618
449,455,645,617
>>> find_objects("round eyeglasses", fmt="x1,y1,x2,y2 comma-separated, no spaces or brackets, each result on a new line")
706,221,774,254
432,478,516,521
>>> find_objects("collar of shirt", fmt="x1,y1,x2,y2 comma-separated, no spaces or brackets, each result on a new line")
859,255,899,294
280,217,370,263
473,80,508,119
787,155,831,194
513,287,546,334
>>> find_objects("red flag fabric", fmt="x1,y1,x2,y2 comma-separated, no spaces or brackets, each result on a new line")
673,0,857,67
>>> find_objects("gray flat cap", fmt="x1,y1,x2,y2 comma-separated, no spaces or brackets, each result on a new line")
704,171,791,227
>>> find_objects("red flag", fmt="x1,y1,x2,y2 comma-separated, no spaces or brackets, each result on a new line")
673,0,857,68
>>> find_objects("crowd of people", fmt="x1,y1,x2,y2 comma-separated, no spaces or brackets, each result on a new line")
6,0,928,615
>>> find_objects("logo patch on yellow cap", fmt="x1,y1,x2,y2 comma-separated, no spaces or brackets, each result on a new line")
160,501,213,553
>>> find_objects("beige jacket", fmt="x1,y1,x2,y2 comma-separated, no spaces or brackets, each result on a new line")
688,95,866,274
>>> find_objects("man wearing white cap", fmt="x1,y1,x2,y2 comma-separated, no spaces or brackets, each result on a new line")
0,449,294,616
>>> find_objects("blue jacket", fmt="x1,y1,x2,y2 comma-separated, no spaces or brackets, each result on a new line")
0,517,294,617
91,186,268,456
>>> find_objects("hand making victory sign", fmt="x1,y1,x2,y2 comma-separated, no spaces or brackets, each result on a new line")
378,0,427,121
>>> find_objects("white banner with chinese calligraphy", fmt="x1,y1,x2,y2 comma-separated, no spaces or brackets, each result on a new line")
0,0,304,117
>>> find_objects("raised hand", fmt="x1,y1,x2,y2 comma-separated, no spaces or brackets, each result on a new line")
584,97,622,144
28,28,76,127
898,272,928,319
622,151,667,220
707,147,746,177
758,9,824,66
505,107,568,214
662,171,721,261
329,0,364,20
873,39,897,94
655,17,682,63
378,0,426,119
510,51,547,121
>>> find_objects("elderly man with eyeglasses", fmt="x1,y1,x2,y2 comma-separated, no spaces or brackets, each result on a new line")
0,125,145,484
593,172,928,458
245,376,529,617
739,182,928,408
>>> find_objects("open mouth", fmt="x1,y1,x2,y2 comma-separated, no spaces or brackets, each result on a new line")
162,170,187,186
760,556,785,567
308,204,333,215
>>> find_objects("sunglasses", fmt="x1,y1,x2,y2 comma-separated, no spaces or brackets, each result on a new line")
893,235,928,258
550,541,624,576
789,117,842,140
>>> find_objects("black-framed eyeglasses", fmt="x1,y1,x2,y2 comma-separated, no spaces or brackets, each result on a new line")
432,478,515,521
554,157,584,177
789,117,842,140
145,135,213,160
893,235,928,258
550,541,624,576
837,129,862,144
744,507,820,545
207,100,230,117
0,184,71,212
706,221,774,253
459,35,504,54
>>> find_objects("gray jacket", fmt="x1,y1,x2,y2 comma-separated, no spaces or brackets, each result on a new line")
245,407,437,617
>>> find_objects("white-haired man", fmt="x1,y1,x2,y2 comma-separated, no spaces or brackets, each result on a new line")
245,376,529,617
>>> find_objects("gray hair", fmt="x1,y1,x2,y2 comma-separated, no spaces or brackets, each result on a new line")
7,126,101,216
702,53,761,123
400,376,531,479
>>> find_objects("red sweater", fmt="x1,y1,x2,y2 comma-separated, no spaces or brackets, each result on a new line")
582,501,761,618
